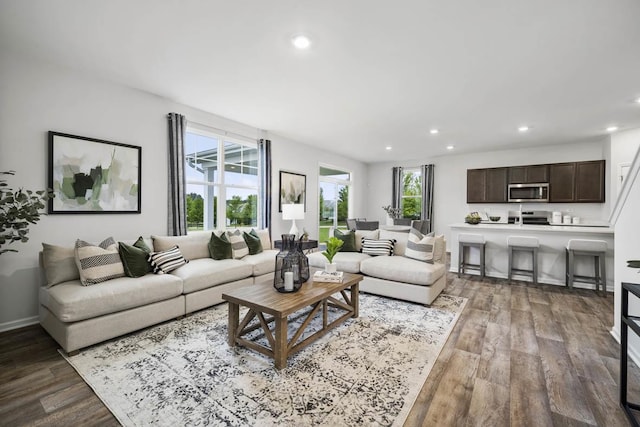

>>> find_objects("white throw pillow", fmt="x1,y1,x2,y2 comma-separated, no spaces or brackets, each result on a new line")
148,246,188,274
404,228,436,263
355,229,379,252
74,237,125,286
226,229,249,259
361,238,395,256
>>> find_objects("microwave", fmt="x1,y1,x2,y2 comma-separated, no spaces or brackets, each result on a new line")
508,183,549,202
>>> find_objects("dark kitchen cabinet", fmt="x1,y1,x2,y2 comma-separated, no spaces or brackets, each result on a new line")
549,163,576,202
508,165,549,183
467,167,507,203
486,168,508,202
467,169,486,203
575,160,605,202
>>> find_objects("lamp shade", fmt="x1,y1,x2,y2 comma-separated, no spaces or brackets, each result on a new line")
282,204,305,220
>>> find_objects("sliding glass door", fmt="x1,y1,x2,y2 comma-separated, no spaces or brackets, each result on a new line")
319,166,351,243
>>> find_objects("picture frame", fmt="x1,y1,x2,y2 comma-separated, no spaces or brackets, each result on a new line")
48,131,142,214
279,170,306,212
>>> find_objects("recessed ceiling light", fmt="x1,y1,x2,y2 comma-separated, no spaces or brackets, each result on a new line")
518,126,529,132
446,145,454,150
606,126,618,132
385,146,392,151
291,34,311,49
430,129,439,135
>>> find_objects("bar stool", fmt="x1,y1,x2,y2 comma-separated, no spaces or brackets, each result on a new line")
507,236,539,284
565,239,607,292
458,234,486,279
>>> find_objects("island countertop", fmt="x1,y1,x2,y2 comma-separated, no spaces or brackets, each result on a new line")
449,222,614,235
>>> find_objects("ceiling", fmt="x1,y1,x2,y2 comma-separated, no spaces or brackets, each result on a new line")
2,0,640,163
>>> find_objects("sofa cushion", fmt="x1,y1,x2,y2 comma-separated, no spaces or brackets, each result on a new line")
75,237,125,286
149,246,188,274
242,249,278,276
307,251,370,274
171,258,253,294
243,229,263,255
42,243,79,287
379,230,409,256
253,229,272,250
209,232,232,260
226,229,250,259
404,228,436,262
334,229,357,252
361,238,396,256
360,256,445,286
40,274,183,322
118,237,152,278
152,232,210,261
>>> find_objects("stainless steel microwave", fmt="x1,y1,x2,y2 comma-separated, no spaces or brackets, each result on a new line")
508,183,549,202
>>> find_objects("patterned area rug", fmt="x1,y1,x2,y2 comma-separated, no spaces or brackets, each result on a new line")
62,293,466,427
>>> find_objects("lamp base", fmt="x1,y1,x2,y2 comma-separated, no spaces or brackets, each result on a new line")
289,220,299,237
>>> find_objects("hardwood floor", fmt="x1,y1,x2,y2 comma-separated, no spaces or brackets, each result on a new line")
0,272,637,426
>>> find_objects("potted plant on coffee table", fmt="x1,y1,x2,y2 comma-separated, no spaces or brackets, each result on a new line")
322,236,343,273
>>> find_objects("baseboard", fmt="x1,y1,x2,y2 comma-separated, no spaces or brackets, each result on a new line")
0,316,39,333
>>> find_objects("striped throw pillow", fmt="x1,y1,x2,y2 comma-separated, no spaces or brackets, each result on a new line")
226,229,249,259
361,238,396,256
404,228,436,263
74,237,125,286
148,246,188,274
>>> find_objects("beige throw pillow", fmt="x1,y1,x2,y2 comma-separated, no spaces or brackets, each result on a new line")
226,230,249,259
42,243,80,287
404,228,436,263
75,237,125,286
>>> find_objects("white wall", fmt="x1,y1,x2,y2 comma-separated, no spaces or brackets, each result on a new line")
610,128,640,197
0,49,366,330
366,140,611,249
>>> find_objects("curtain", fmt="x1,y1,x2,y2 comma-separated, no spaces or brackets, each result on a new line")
167,113,187,236
258,139,272,236
391,166,403,211
421,164,435,234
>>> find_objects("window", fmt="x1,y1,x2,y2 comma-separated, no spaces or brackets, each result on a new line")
319,166,352,242
185,127,258,231
401,168,422,220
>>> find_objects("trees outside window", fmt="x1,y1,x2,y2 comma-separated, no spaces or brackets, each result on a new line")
318,166,352,243
401,169,422,220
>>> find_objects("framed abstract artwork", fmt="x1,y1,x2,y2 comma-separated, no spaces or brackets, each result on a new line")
48,131,141,214
279,170,306,212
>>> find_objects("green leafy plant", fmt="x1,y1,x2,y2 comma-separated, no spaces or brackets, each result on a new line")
322,236,344,264
0,171,53,255
465,212,482,224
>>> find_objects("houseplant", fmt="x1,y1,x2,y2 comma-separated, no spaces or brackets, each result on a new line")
321,236,344,273
0,171,53,255
382,205,401,226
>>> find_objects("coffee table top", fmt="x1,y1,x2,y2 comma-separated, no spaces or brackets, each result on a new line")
222,272,363,317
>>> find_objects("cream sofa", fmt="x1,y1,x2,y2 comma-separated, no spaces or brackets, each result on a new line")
307,229,447,305
39,230,277,354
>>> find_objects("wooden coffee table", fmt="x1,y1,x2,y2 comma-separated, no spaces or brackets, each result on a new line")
222,272,363,370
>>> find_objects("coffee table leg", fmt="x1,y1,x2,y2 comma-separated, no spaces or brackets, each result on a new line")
274,315,288,370
351,282,359,318
228,302,239,347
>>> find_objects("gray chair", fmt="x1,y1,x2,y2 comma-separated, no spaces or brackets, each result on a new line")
346,218,358,231
393,218,412,226
410,220,430,234
565,239,607,293
355,220,379,230
508,236,539,285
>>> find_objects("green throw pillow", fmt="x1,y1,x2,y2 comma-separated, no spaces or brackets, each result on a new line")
243,229,263,255
209,232,232,260
118,237,152,278
334,229,357,252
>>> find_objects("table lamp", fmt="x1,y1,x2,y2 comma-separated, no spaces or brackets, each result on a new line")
282,204,304,237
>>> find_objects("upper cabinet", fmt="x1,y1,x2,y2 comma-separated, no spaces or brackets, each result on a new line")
508,165,549,184
468,160,605,203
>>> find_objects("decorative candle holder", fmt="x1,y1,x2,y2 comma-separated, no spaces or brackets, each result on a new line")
274,234,309,293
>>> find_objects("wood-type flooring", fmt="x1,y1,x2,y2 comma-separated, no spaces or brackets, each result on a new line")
0,272,638,426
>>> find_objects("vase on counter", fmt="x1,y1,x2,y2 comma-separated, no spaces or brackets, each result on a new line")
386,215,394,226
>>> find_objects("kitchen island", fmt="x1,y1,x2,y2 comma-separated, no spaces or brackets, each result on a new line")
449,223,614,291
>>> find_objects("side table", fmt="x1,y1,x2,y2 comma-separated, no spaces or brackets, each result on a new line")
274,239,318,254
621,282,640,427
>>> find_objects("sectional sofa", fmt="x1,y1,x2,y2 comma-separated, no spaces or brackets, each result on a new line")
307,229,447,305
39,230,277,354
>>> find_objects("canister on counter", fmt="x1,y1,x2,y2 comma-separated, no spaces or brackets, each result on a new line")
563,214,572,224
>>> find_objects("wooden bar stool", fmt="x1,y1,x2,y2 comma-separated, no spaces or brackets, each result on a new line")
565,239,607,292
507,236,539,284
458,233,486,279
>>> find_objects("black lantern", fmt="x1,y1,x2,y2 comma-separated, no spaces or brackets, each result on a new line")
274,234,310,293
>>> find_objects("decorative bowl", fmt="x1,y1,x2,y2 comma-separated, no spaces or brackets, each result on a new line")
489,216,501,222
465,217,481,225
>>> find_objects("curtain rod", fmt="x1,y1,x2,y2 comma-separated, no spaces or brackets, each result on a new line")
186,119,260,143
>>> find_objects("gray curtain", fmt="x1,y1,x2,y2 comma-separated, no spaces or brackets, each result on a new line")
167,113,187,236
258,139,272,235
421,164,435,233
391,166,403,211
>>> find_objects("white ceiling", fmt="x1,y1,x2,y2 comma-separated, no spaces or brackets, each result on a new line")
2,0,640,163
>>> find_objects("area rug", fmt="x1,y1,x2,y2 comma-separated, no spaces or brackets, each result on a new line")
62,293,466,427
